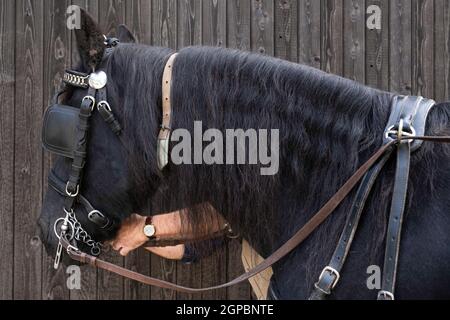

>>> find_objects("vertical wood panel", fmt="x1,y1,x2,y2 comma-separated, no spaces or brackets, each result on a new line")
177,0,202,48
344,0,365,82
366,0,390,90
42,0,71,300
321,0,344,75
298,0,321,68
152,0,177,48
412,0,434,97
125,0,152,45
275,0,298,61
0,0,15,300
435,0,450,102
14,0,44,300
98,0,126,36
202,0,226,47
390,0,412,95
227,0,251,50
251,0,274,55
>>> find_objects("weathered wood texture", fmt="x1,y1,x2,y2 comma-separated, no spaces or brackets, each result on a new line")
1,0,449,300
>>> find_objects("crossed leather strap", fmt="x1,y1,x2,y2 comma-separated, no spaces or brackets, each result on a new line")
60,135,450,294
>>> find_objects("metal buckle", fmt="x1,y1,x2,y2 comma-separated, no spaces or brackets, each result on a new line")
315,266,341,293
88,210,109,229
97,100,112,112
65,182,79,197
82,95,96,111
385,119,416,143
378,290,395,300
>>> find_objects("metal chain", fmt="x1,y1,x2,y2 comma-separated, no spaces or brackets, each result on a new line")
54,209,103,256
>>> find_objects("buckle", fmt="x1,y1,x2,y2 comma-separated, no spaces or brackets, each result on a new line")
377,290,395,300
65,182,79,197
315,266,340,294
385,119,416,143
82,95,96,111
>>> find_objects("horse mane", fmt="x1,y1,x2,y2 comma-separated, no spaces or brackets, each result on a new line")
106,44,450,287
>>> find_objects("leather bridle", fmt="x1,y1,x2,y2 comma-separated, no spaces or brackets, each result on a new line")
45,40,450,298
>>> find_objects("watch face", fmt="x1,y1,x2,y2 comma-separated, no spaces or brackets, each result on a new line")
144,224,156,238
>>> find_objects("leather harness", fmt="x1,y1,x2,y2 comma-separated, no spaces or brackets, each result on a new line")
44,43,450,298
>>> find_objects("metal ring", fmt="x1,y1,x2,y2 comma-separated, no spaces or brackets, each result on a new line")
65,182,79,198
91,246,101,256
53,217,75,241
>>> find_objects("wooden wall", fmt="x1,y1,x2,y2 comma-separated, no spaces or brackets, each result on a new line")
0,0,449,300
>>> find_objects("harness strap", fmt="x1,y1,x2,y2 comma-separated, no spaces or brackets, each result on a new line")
378,141,411,300
309,151,393,300
157,53,178,170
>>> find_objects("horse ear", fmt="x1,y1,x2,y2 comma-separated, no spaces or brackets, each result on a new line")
74,8,105,71
117,24,137,43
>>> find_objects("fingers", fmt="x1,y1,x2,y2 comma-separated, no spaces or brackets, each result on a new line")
119,247,130,257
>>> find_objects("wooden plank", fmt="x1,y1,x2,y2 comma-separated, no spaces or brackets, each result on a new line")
434,0,450,102
365,0,390,90
98,0,126,36
298,0,321,68
0,0,15,301
151,254,178,300
13,0,44,300
343,0,365,82
200,247,227,300
390,0,412,95
251,0,274,55
123,248,151,300
202,0,226,47
227,0,251,50
125,0,152,45
275,0,298,61
321,0,344,75
177,0,202,48
41,0,71,300
227,240,252,300
152,0,177,48
412,0,434,97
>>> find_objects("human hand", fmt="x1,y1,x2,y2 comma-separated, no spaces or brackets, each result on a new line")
110,214,148,256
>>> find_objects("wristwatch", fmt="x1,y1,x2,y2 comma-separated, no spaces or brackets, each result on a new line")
143,216,157,239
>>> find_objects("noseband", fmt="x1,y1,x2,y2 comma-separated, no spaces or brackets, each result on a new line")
43,39,450,298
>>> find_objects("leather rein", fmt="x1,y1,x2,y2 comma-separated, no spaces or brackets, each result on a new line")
50,46,450,297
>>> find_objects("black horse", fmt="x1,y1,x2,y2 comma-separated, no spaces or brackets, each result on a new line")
39,10,450,299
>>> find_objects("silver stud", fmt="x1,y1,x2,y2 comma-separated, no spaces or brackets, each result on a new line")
89,71,108,89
